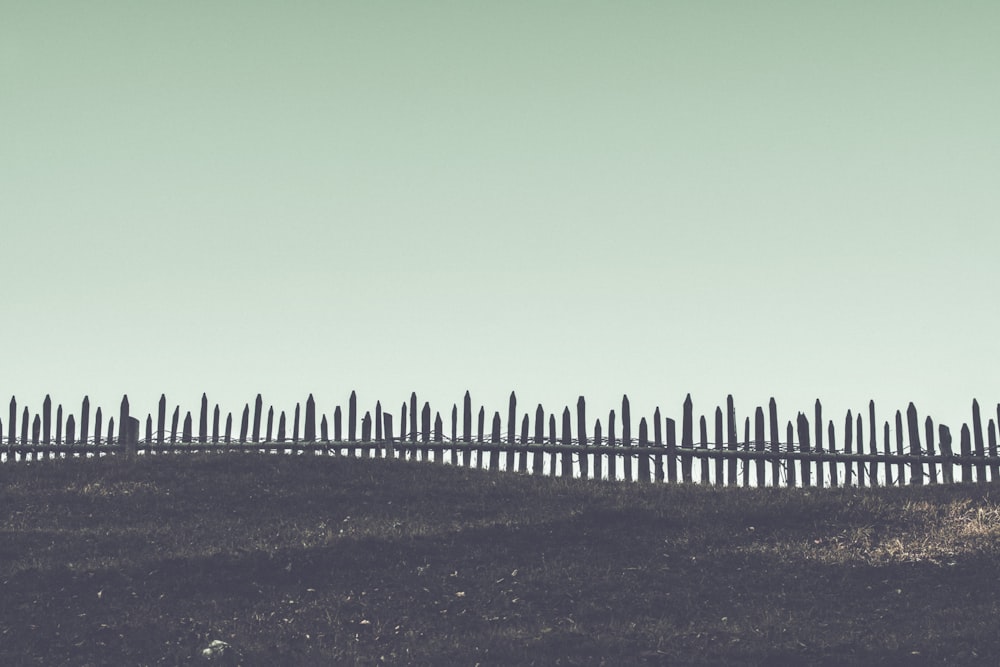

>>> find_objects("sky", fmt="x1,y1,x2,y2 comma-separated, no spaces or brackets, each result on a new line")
2,2,999,446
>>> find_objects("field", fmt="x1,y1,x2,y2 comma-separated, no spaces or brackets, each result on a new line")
2,452,1000,665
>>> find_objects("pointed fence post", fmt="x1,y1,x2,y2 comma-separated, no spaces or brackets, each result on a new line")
797,413,811,487
653,407,665,483
240,405,250,443
490,412,501,471
43,395,52,446
727,395,738,485
622,395,632,482
253,394,263,443
925,417,937,484
198,394,208,444
225,413,233,444
348,391,357,443
518,414,529,472
681,395,694,483
94,407,102,446
939,425,954,484
8,396,16,448
409,392,418,443
561,407,573,478
895,411,906,485
786,422,796,487
532,404,545,475
637,418,649,482
593,418,603,480
478,406,486,469
305,394,316,442
989,419,999,482
827,421,838,487
607,410,617,481
973,400,986,482
754,407,766,487
769,399,780,487
906,403,923,485
577,396,589,480
699,416,709,484
421,402,431,460
714,407,724,486
549,414,558,476
119,395,130,451
960,424,973,483
856,413,867,487
844,411,854,487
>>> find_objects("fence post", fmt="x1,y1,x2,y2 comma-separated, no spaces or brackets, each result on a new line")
654,406,665,483
856,413,866,487
593,418,603,480
812,400,822,488
754,407,765,487
410,392,418,444
561,407,573,478
960,424,972,482
607,409,617,481
490,412,501,471
785,421,795,487
714,407,724,486
906,403,923,485
681,395,693,484
726,395,737,485
225,413,233,444
212,405,220,444
478,406,486,469
253,394,263,443
198,394,208,444
844,411,853,487
43,395,52,446
578,396,589,480
939,425,954,484
622,395,632,482
895,411,906,485
699,416,709,484
797,412,811,487
240,405,250,443
973,400,986,482
305,394,316,442
518,414,528,472
637,417,649,482
827,421,837,487
550,413,559,475
989,419,999,482
533,404,545,475
925,416,937,484
8,396,15,449
349,391,357,443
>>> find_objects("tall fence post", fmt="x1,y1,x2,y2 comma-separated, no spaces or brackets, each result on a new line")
906,403,923,485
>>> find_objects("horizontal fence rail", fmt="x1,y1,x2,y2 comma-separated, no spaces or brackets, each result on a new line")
3,391,1000,488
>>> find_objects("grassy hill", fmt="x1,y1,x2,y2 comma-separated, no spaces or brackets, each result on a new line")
2,452,999,665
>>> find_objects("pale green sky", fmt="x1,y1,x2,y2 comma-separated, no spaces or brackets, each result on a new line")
2,2,999,440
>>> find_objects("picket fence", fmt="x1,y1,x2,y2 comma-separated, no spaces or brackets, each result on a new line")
4,391,1000,487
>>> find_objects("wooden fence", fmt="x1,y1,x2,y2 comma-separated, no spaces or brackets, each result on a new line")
4,391,1000,487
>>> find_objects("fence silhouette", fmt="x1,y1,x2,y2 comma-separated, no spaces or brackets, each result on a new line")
4,391,1000,487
